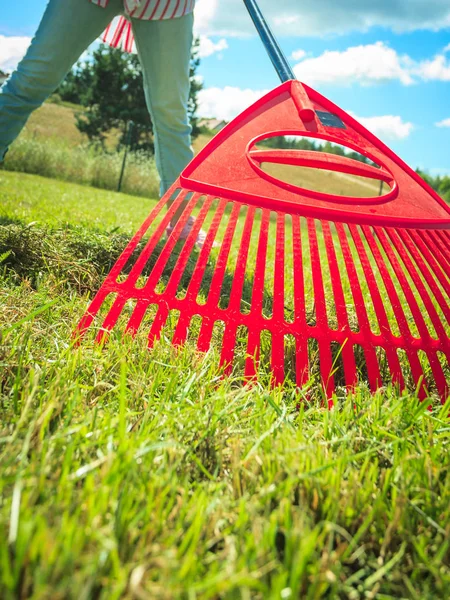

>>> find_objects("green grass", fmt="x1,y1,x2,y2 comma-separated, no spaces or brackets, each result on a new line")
0,171,153,231
0,172,449,599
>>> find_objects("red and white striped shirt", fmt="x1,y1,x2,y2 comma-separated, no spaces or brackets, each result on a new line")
91,1,195,52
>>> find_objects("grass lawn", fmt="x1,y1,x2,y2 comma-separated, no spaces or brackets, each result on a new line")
0,171,449,599
0,170,152,231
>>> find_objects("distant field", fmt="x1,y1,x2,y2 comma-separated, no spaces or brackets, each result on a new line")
24,101,86,146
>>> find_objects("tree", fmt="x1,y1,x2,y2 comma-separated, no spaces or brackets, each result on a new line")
57,39,203,153
61,46,153,152
416,168,450,203
56,62,94,105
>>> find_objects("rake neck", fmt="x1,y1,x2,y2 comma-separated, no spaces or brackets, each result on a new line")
243,0,296,83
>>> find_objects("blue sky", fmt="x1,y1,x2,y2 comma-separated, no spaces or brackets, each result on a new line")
1,0,450,174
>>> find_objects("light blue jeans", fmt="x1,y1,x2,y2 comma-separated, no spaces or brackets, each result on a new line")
0,0,194,196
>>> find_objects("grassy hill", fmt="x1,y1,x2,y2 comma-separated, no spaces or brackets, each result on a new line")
0,170,449,598
24,99,121,150
24,100,86,146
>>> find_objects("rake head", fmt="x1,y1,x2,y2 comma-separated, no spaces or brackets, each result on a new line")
75,80,450,404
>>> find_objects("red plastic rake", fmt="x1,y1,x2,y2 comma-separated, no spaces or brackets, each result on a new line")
75,0,450,403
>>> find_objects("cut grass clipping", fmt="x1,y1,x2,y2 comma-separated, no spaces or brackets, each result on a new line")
0,172,449,599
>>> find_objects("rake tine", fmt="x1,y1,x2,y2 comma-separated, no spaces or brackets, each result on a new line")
163,192,215,349
220,324,238,375
376,228,436,343
322,221,358,389
197,317,216,354
245,329,261,379
430,237,450,291
224,206,257,377
95,295,127,344
124,189,193,288
148,303,170,349
195,204,241,357
362,225,424,390
385,228,449,396
184,198,228,303
106,194,168,283
73,287,110,342
170,312,191,349
125,299,151,336
291,215,309,388
348,224,404,388
388,229,447,339
250,209,270,316
163,195,215,298
245,209,270,378
176,202,245,348
373,227,434,399
271,213,286,385
335,223,382,391
227,206,256,314
141,193,201,293
307,219,335,398
402,232,450,350
205,203,241,309
407,230,450,308
172,200,228,349
430,230,450,267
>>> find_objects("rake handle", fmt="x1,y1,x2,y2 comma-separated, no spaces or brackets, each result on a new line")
242,0,295,83
243,0,315,122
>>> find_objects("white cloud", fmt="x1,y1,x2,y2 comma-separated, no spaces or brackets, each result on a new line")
444,43,450,53
291,42,450,87
415,54,450,81
194,0,450,38
0,35,31,72
197,36,228,58
291,49,306,62
351,114,414,140
436,118,450,128
197,86,268,121
293,42,414,86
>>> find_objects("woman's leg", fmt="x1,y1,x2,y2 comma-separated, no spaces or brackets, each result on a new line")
131,13,194,199
0,0,121,161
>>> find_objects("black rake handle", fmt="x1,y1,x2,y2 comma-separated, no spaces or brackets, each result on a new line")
243,0,296,83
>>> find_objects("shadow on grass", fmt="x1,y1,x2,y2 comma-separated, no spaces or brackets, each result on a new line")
0,221,140,293
0,215,27,227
